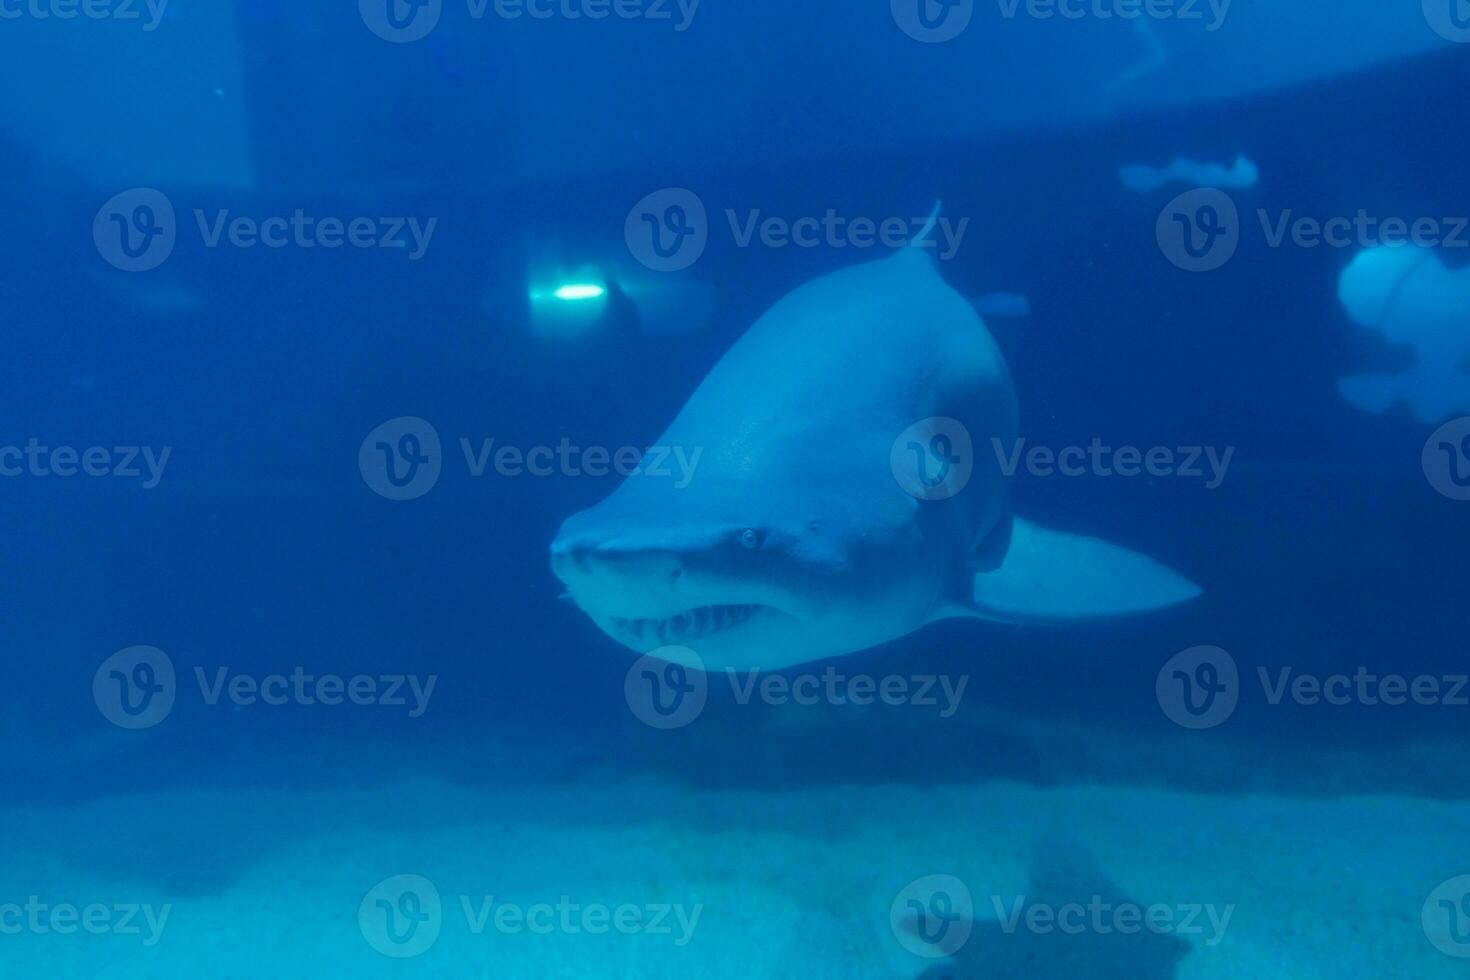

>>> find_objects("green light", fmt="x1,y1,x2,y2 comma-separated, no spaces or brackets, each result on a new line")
552,283,607,302
526,269,611,338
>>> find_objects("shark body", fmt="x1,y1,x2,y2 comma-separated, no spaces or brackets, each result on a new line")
551,210,1199,671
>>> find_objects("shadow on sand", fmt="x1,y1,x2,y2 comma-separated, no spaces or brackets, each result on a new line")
900,840,1191,980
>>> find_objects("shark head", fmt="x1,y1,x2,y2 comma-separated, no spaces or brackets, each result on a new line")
550,454,940,671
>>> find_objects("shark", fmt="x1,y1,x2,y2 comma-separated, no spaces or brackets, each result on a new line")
550,207,1200,671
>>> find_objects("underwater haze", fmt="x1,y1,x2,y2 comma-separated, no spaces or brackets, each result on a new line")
4,2,1470,977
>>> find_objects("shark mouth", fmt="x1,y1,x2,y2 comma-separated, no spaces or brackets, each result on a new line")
609,603,768,646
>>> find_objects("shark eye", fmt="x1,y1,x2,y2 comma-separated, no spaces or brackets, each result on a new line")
738,528,763,550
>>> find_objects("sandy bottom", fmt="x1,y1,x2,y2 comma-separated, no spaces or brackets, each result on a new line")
3,768,1468,979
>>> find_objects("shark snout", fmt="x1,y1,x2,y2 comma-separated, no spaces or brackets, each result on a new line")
550,527,686,597
551,539,683,578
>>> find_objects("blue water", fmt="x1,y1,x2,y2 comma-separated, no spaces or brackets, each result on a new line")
4,4,1470,977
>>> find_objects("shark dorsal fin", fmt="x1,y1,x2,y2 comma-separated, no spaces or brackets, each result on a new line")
913,200,942,250
892,199,944,269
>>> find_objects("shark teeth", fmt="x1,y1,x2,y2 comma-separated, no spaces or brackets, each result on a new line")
612,604,762,646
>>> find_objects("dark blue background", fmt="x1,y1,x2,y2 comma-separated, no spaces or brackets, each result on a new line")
3,28,1467,806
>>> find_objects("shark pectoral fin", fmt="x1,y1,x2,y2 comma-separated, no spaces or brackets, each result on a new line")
968,517,1201,623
